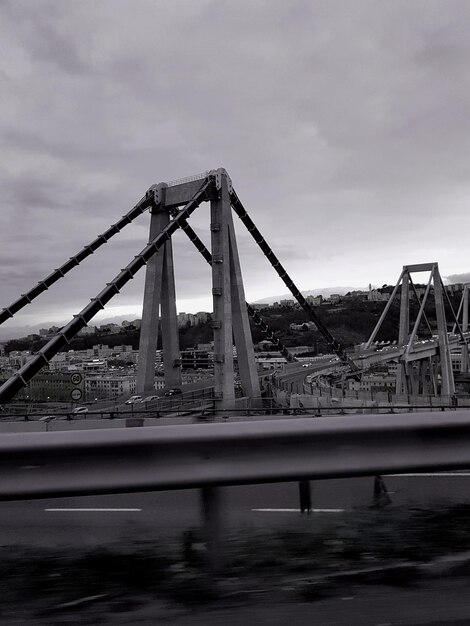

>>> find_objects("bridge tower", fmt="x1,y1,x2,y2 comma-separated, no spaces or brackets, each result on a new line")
0,167,349,408
366,263,461,397
137,183,181,395
136,169,260,409
454,284,470,374
209,170,260,408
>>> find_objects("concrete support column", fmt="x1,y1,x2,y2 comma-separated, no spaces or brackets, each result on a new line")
430,357,439,396
137,205,168,395
397,272,410,395
137,184,180,395
161,240,182,389
433,267,455,396
227,221,261,401
461,286,469,374
460,345,469,374
398,271,410,346
463,285,469,332
200,486,224,574
210,170,235,410
421,359,432,396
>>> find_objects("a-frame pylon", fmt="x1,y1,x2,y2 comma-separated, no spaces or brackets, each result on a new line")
210,169,260,409
137,183,181,395
136,169,260,408
366,263,457,396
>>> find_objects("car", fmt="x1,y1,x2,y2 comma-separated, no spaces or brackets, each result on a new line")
72,406,89,414
140,395,160,403
39,415,56,422
164,388,182,397
125,395,142,404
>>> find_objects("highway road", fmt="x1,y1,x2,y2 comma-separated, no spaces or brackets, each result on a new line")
2,472,470,548
273,360,337,394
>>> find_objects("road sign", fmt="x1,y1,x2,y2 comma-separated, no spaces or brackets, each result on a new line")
71,388,82,401
71,373,82,385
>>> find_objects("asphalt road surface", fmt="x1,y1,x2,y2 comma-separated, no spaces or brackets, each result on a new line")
2,472,470,548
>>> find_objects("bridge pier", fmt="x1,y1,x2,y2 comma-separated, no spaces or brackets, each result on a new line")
210,169,260,411
137,184,181,396
434,271,455,395
200,486,224,574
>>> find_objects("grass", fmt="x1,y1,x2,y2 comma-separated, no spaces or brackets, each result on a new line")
2,502,470,619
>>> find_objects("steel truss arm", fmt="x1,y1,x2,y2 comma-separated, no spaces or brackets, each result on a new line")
408,274,433,336
229,190,357,371
452,293,465,335
179,220,297,362
440,278,466,343
0,180,214,404
0,194,155,327
365,269,405,349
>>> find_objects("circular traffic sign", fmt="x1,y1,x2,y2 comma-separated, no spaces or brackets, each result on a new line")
71,388,82,401
71,373,83,385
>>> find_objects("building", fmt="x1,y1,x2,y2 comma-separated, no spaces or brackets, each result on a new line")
29,372,85,402
99,323,122,334
368,289,390,302
180,349,211,370
255,356,287,370
8,351,32,368
77,326,97,336
121,319,141,331
194,311,210,324
91,344,113,359
446,283,464,294
83,359,108,373
329,294,342,303
289,322,317,331
288,345,317,355
348,373,396,392
85,375,136,400
305,295,322,306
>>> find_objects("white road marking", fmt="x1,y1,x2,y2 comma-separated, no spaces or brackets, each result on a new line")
389,472,470,477
44,508,142,512
54,594,109,609
252,508,344,513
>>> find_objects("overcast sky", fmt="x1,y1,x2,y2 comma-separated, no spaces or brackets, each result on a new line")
1,0,470,336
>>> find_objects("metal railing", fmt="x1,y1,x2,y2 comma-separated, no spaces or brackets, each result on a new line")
167,171,210,187
2,411,470,500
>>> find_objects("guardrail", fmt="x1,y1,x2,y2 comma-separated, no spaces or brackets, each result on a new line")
0,402,465,423
1,410,470,501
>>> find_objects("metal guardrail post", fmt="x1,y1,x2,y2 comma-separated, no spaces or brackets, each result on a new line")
126,417,144,427
200,486,224,574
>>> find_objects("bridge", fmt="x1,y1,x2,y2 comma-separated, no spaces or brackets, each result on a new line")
0,168,469,412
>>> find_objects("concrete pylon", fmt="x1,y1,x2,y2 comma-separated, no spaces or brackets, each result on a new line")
433,267,455,396
137,185,181,395
463,285,469,332
228,220,261,401
461,285,469,374
397,271,410,394
209,168,260,410
210,171,236,410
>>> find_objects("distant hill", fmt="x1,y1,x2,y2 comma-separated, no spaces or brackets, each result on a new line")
251,286,372,306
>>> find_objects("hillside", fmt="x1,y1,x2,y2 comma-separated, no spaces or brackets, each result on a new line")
4,288,462,356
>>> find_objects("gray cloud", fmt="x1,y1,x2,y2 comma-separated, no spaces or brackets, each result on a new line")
1,0,470,332
445,273,470,285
